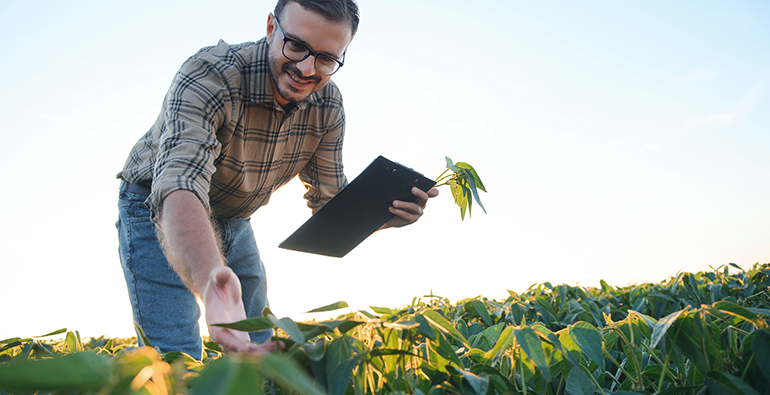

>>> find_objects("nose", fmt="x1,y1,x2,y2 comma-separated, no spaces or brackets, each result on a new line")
296,55,317,77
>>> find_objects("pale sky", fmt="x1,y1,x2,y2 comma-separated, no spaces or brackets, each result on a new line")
1,0,768,340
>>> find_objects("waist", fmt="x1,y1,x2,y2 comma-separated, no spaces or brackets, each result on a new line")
119,180,151,196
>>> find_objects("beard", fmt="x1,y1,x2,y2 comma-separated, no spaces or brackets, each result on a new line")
268,53,324,105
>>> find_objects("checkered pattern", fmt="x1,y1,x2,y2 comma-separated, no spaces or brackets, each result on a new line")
117,38,348,220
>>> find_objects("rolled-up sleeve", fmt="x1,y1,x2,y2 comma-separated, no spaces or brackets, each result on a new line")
147,54,233,219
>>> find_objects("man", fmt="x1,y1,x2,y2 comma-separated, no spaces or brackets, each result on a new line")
116,0,438,359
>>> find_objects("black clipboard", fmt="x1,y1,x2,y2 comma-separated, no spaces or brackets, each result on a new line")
278,156,436,257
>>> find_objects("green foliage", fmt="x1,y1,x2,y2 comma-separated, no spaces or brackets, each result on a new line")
2,262,769,394
435,157,487,220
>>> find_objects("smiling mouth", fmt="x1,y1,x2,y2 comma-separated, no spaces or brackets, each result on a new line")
283,63,320,86
288,71,313,85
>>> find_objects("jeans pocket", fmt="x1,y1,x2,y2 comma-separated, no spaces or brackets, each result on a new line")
119,192,152,223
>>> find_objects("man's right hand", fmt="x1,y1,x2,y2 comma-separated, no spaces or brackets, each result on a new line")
160,190,280,356
203,266,281,355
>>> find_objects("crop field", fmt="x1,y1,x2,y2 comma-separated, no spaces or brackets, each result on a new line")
1,262,769,395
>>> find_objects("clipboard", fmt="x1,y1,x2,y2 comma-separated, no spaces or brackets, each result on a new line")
278,156,436,257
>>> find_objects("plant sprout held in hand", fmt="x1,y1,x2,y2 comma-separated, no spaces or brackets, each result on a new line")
434,157,487,220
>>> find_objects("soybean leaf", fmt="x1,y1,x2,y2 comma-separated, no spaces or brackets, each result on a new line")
479,323,505,349
213,317,274,332
459,167,487,214
326,337,357,395
268,316,305,344
450,366,490,395
383,320,420,331
456,161,487,192
539,329,580,368
302,339,327,362
472,300,493,327
450,182,469,220
301,319,363,335
163,351,198,366
647,293,676,303
297,321,334,333
414,314,436,341
445,156,459,172
337,320,365,334
569,321,604,371
470,365,518,394
651,309,687,349
484,326,514,362
714,301,761,326
535,296,560,324
566,366,596,395
0,352,111,392
600,279,613,294
329,357,358,395
440,157,487,220
514,327,550,381
191,357,262,395
370,306,394,315
65,331,82,353
674,314,710,375
260,353,327,395
424,309,470,348
752,329,770,382
432,333,464,369
306,301,349,313
0,338,22,347
706,371,761,395
20,342,33,362
34,328,68,338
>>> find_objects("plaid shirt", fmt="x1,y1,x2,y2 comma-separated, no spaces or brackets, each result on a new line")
117,39,348,220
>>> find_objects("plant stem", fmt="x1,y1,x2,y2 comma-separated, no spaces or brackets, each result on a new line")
580,364,607,395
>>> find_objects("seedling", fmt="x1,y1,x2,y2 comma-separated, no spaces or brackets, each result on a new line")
434,156,487,220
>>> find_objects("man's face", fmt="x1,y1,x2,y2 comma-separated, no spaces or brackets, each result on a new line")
266,2,353,108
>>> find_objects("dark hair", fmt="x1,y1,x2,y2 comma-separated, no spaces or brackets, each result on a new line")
274,0,360,36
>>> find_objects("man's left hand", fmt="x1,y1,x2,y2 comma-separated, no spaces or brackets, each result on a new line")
381,187,439,229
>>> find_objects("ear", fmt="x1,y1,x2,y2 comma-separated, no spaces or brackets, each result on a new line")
266,13,276,43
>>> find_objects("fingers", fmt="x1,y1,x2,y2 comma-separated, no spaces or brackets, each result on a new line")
412,187,439,207
393,187,437,216
210,326,281,356
204,267,278,357
387,202,422,227
411,187,429,207
382,187,439,229
209,326,249,353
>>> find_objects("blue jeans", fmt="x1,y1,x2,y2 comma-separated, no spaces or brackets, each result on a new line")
116,186,271,359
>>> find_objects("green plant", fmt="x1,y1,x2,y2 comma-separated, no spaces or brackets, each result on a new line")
434,157,487,220
2,262,769,394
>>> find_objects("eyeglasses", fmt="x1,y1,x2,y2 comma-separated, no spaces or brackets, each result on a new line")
273,16,345,76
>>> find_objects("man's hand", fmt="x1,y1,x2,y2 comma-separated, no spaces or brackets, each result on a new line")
203,266,280,355
381,187,439,229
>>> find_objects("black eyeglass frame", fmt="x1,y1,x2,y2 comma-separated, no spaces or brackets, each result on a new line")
273,15,345,76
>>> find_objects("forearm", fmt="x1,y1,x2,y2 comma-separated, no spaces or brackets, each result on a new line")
158,189,224,295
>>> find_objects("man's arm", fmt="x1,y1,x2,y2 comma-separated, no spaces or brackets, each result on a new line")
158,189,276,355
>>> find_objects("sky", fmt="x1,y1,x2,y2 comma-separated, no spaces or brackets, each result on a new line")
0,0,768,340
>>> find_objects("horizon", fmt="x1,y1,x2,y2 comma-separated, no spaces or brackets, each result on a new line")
1,0,768,340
